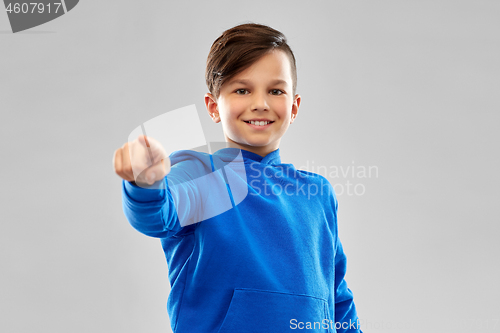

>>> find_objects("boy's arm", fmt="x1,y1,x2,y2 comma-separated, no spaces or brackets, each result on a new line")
122,161,203,238
122,179,178,238
122,152,212,238
333,236,362,332
330,186,363,333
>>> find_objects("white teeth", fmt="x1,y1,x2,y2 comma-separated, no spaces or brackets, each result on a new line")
249,121,271,126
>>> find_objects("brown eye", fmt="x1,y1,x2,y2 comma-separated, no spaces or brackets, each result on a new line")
235,89,248,95
271,89,284,95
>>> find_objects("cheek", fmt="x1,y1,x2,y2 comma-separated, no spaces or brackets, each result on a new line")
225,102,246,121
273,103,291,120
220,110,241,129
229,99,246,112
271,96,292,112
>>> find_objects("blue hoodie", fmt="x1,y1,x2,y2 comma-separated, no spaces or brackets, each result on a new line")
122,147,362,333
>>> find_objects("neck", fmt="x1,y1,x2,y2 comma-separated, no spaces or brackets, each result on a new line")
225,138,279,158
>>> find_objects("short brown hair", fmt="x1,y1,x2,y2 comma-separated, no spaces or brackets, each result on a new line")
205,22,297,101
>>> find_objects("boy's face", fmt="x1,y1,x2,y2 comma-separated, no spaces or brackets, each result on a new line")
205,50,301,157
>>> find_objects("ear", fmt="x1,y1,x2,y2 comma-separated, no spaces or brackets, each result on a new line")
205,93,221,123
290,94,301,124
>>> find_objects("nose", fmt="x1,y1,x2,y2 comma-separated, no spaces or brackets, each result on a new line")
250,90,269,111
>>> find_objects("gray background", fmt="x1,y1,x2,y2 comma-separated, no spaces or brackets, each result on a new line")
1,1,499,332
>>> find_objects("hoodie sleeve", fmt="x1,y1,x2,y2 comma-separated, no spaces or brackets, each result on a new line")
121,179,182,238
330,187,363,332
121,150,212,238
333,237,362,332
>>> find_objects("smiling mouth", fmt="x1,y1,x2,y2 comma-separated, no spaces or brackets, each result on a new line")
243,120,275,126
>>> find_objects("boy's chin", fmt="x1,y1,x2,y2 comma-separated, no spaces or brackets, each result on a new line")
226,135,277,149
239,139,272,148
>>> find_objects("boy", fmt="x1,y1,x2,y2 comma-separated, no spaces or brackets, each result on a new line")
114,23,362,333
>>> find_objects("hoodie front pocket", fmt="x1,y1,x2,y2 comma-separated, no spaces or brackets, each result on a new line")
217,288,332,333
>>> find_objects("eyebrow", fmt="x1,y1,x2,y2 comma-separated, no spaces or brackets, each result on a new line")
227,79,288,86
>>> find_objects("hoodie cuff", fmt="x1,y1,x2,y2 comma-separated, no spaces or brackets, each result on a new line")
123,178,167,203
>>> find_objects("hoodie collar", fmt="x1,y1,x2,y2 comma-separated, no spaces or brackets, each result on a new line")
213,147,282,165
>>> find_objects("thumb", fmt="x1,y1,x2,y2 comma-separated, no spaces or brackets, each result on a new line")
138,157,170,186
136,135,167,163
137,134,153,149
145,158,170,184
